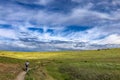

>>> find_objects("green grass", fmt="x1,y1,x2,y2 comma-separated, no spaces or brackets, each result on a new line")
0,48,120,80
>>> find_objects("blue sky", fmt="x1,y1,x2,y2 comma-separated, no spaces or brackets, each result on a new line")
0,0,120,51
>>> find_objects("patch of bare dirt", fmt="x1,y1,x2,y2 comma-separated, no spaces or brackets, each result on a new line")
0,63,21,80
15,71,26,80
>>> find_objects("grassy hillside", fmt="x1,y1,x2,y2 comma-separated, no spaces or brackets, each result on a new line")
0,57,23,80
0,48,120,80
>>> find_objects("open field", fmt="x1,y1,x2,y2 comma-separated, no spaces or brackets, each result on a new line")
0,48,120,80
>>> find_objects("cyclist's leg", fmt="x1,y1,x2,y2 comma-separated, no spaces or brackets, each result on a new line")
25,65,27,71
26,66,29,71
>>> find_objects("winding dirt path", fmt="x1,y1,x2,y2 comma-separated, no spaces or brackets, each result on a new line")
14,66,54,80
15,71,26,80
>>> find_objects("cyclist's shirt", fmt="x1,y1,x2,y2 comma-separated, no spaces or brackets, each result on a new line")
25,62,29,67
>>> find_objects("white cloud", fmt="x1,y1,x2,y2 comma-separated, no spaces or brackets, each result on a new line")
0,29,17,39
0,1,120,27
112,0,120,6
92,34,120,44
36,0,53,5
0,5,120,42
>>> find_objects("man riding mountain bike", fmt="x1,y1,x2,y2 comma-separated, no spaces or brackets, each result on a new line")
25,61,29,72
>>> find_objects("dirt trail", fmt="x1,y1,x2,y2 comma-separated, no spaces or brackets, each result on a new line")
15,71,26,80
14,65,54,80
